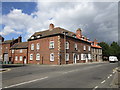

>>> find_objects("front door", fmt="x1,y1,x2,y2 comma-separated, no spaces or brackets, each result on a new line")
73,53,77,64
4,54,8,64
24,58,27,64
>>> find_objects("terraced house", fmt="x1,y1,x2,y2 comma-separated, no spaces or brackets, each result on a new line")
28,24,92,65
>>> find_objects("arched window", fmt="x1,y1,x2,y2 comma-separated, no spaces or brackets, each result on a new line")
31,43,34,50
36,53,40,60
30,54,33,60
65,41,69,49
36,43,40,50
50,53,54,61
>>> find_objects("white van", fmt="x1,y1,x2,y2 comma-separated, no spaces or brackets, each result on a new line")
109,56,118,63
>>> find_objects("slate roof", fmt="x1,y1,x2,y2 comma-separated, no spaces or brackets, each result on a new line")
2,40,14,44
11,42,28,49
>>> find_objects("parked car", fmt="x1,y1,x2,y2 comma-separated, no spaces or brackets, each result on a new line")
109,56,118,63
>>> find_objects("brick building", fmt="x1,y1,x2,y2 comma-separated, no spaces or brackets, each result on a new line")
10,42,28,64
28,24,92,65
91,39,102,62
2,36,22,64
0,35,4,63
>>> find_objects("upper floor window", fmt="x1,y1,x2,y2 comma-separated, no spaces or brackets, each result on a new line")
65,41,69,49
66,53,69,61
83,45,86,51
19,56,23,61
15,56,18,61
75,43,78,50
36,53,40,60
12,50,14,53
50,53,54,61
88,46,91,51
36,43,40,50
31,43,34,50
20,49,22,53
30,54,33,60
49,41,54,49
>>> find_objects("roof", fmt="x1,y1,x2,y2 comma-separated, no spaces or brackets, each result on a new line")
2,40,14,44
31,27,75,38
28,27,91,44
11,42,28,49
91,45,102,49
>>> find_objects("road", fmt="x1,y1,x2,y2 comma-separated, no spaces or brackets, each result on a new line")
2,62,118,89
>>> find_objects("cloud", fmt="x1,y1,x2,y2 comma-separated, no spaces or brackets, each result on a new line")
1,2,118,43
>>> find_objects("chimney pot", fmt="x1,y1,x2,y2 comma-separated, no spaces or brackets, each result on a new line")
49,23,54,30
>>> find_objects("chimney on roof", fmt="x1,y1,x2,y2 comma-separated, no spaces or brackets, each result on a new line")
18,35,22,42
49,23,54,31
76,28,82,39
94,39,98,45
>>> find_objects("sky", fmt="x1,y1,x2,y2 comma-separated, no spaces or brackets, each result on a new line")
0,1,118,43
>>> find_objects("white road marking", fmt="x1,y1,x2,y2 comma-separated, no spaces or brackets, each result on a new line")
113,72,115,74
93,86,98,90
101,80,106,84
107,76,110,79
3,76,48,88
110,74,112,77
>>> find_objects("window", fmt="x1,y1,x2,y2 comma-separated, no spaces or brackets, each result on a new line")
36,43,40,50
88,46,91,51
49,41,54,49
65,42,69,49
31,43,34,50
83,45,86,50
12,50,14,53
36,53,40,60
20,56,22,61
88,54,91,60
30,54,33,60
81,54,86,60
66,53,69,61
6,47,8,49
20,49,22,53
50,53,54,61
15,56,18,61
75,43,78,50
37,35,40,38
77,54,79,60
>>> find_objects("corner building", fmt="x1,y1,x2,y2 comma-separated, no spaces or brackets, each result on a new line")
28,24,92,65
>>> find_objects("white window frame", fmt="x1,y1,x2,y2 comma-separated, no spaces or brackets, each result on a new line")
20,49,22,53
31,43,34,50
15,56,18,61
49,41,54,49
81,54,86,60
36,53,40,60
19,56,23,61
65,41,69,49
66,53,69,61
36,43,40,50
12,50,14,53
75,43,78,50
50,53,54,61
88,46,91,51
83,45,86,51
30,54,33,60
88,54,91,60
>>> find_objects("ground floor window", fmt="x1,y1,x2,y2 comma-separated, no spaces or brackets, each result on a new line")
50,53,54,61
36,53,40,60
15,56,18,61
66,53,69,61
19,56,23,61
30,54,33,60
77,54,79,60
81,54,86,60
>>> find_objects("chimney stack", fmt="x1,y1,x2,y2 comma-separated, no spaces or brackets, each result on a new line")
76,28,82,39
49,23,54,31
18,35,22,42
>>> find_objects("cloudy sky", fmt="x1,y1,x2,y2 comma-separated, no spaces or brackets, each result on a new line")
0,1,118,43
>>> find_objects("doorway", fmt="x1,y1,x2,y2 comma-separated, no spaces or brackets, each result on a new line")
73,53,77,64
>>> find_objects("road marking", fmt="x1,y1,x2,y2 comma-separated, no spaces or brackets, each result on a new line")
3,76,48,88
93,86,98,90
107,76,110,79
101,80,106,84
110,74,112,77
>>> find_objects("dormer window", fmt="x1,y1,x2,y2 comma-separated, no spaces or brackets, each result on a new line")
37,35,41,38
31,36,34,39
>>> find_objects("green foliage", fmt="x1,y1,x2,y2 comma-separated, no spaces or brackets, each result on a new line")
98,41,120,60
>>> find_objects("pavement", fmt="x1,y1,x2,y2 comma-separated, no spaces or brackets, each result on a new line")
1,62,118,89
